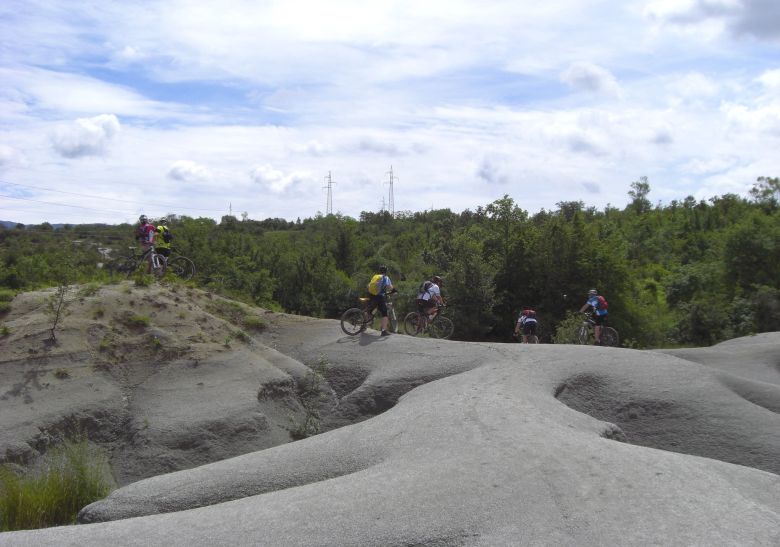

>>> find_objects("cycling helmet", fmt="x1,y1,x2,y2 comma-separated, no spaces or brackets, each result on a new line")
378,265,388,274
432,275,442,285
588,289,598,295
139,215,148,223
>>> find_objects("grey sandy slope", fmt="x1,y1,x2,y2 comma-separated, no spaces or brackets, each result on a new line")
0,284,333,485
3,334,779,546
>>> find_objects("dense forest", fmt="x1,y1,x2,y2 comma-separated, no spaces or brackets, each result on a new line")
1,177,778,348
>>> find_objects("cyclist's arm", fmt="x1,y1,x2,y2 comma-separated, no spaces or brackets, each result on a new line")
579,303,590,313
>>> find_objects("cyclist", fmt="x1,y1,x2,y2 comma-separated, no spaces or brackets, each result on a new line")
155,222,173,260
579,288,608,345
416,275,444,331
367,265,395,337
134,215,158,273
513,308,538,343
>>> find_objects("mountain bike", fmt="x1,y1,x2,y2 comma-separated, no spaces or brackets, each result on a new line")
163,248,196,281
109,246,166,279
109,246,196,281
339,292,398,335
403,305,454,339
575,313,619,347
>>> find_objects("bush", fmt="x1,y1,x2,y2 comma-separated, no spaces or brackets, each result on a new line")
242,315,268,332
552,312,585,344
0,440,114,531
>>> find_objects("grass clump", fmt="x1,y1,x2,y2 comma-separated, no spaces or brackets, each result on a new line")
77,283,101,298
0,440,114,531
207,299,248,325
242,315,268,332
53,368,70,380
125,315,150,328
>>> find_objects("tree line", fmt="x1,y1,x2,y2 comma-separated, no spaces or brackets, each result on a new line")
1,177,778,348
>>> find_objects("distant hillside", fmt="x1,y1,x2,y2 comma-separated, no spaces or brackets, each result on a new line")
0,221,113,229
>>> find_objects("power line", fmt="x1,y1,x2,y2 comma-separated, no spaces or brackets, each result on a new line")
0,179,227,213
0,194,131,215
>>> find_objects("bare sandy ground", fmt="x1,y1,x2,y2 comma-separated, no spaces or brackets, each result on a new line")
0,284,778,545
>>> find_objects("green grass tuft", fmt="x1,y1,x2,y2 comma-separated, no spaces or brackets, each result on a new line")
0,440,114,531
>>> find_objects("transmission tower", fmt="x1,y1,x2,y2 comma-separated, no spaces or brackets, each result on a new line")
323,171,335,215
384,166,396,217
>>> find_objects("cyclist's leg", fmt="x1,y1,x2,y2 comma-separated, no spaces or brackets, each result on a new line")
140,245,153,273
377,295,390,333
593,315,604,344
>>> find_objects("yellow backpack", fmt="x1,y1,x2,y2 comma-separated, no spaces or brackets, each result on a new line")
367,274,385,295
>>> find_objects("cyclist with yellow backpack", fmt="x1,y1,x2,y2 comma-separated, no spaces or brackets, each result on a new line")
155,223,173,259
367,265,395,337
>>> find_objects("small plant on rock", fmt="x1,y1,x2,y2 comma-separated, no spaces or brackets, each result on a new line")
290,357,329,440
243,315,268,332
126,315,150,328
0,439,114,531
53,368,70,380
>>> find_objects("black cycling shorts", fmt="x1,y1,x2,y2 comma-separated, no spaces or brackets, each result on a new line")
371,294,388,317
522,322,537,335
593,314,607,326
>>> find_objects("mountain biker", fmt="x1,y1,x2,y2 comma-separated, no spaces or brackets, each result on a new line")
416,275,444,329
579,289,608,345
513,308,538,343
155,223,173,259
134,215,158,273
368,265,395,337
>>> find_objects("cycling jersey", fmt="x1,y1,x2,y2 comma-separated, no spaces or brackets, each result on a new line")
587,296,608,316
135,223,156,245
419,283,441,301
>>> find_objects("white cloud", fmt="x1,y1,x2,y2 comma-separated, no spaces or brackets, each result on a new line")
645,0,780,41
667,72,720,100
0,144,25,170
477,156,510,185
249,164,311,194
757,69,780,89
167,160,212,182
560,62,621,97
51,114,120,158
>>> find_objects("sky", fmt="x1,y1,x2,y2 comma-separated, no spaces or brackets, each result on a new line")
1,0,779,225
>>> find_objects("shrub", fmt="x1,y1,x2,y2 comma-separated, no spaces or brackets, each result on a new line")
77,284,101,298
552,312,586,344
242,315,268,332
0,440,114,531
128,315,150,328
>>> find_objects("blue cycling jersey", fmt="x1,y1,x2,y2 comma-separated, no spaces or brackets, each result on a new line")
588,296,608,316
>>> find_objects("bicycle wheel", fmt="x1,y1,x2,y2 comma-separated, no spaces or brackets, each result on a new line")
404,312,422,336
601,327,619,347
430,316,454,339
576,325,590,345
109,257,138,278
167,256,196,281
340,308,367,335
